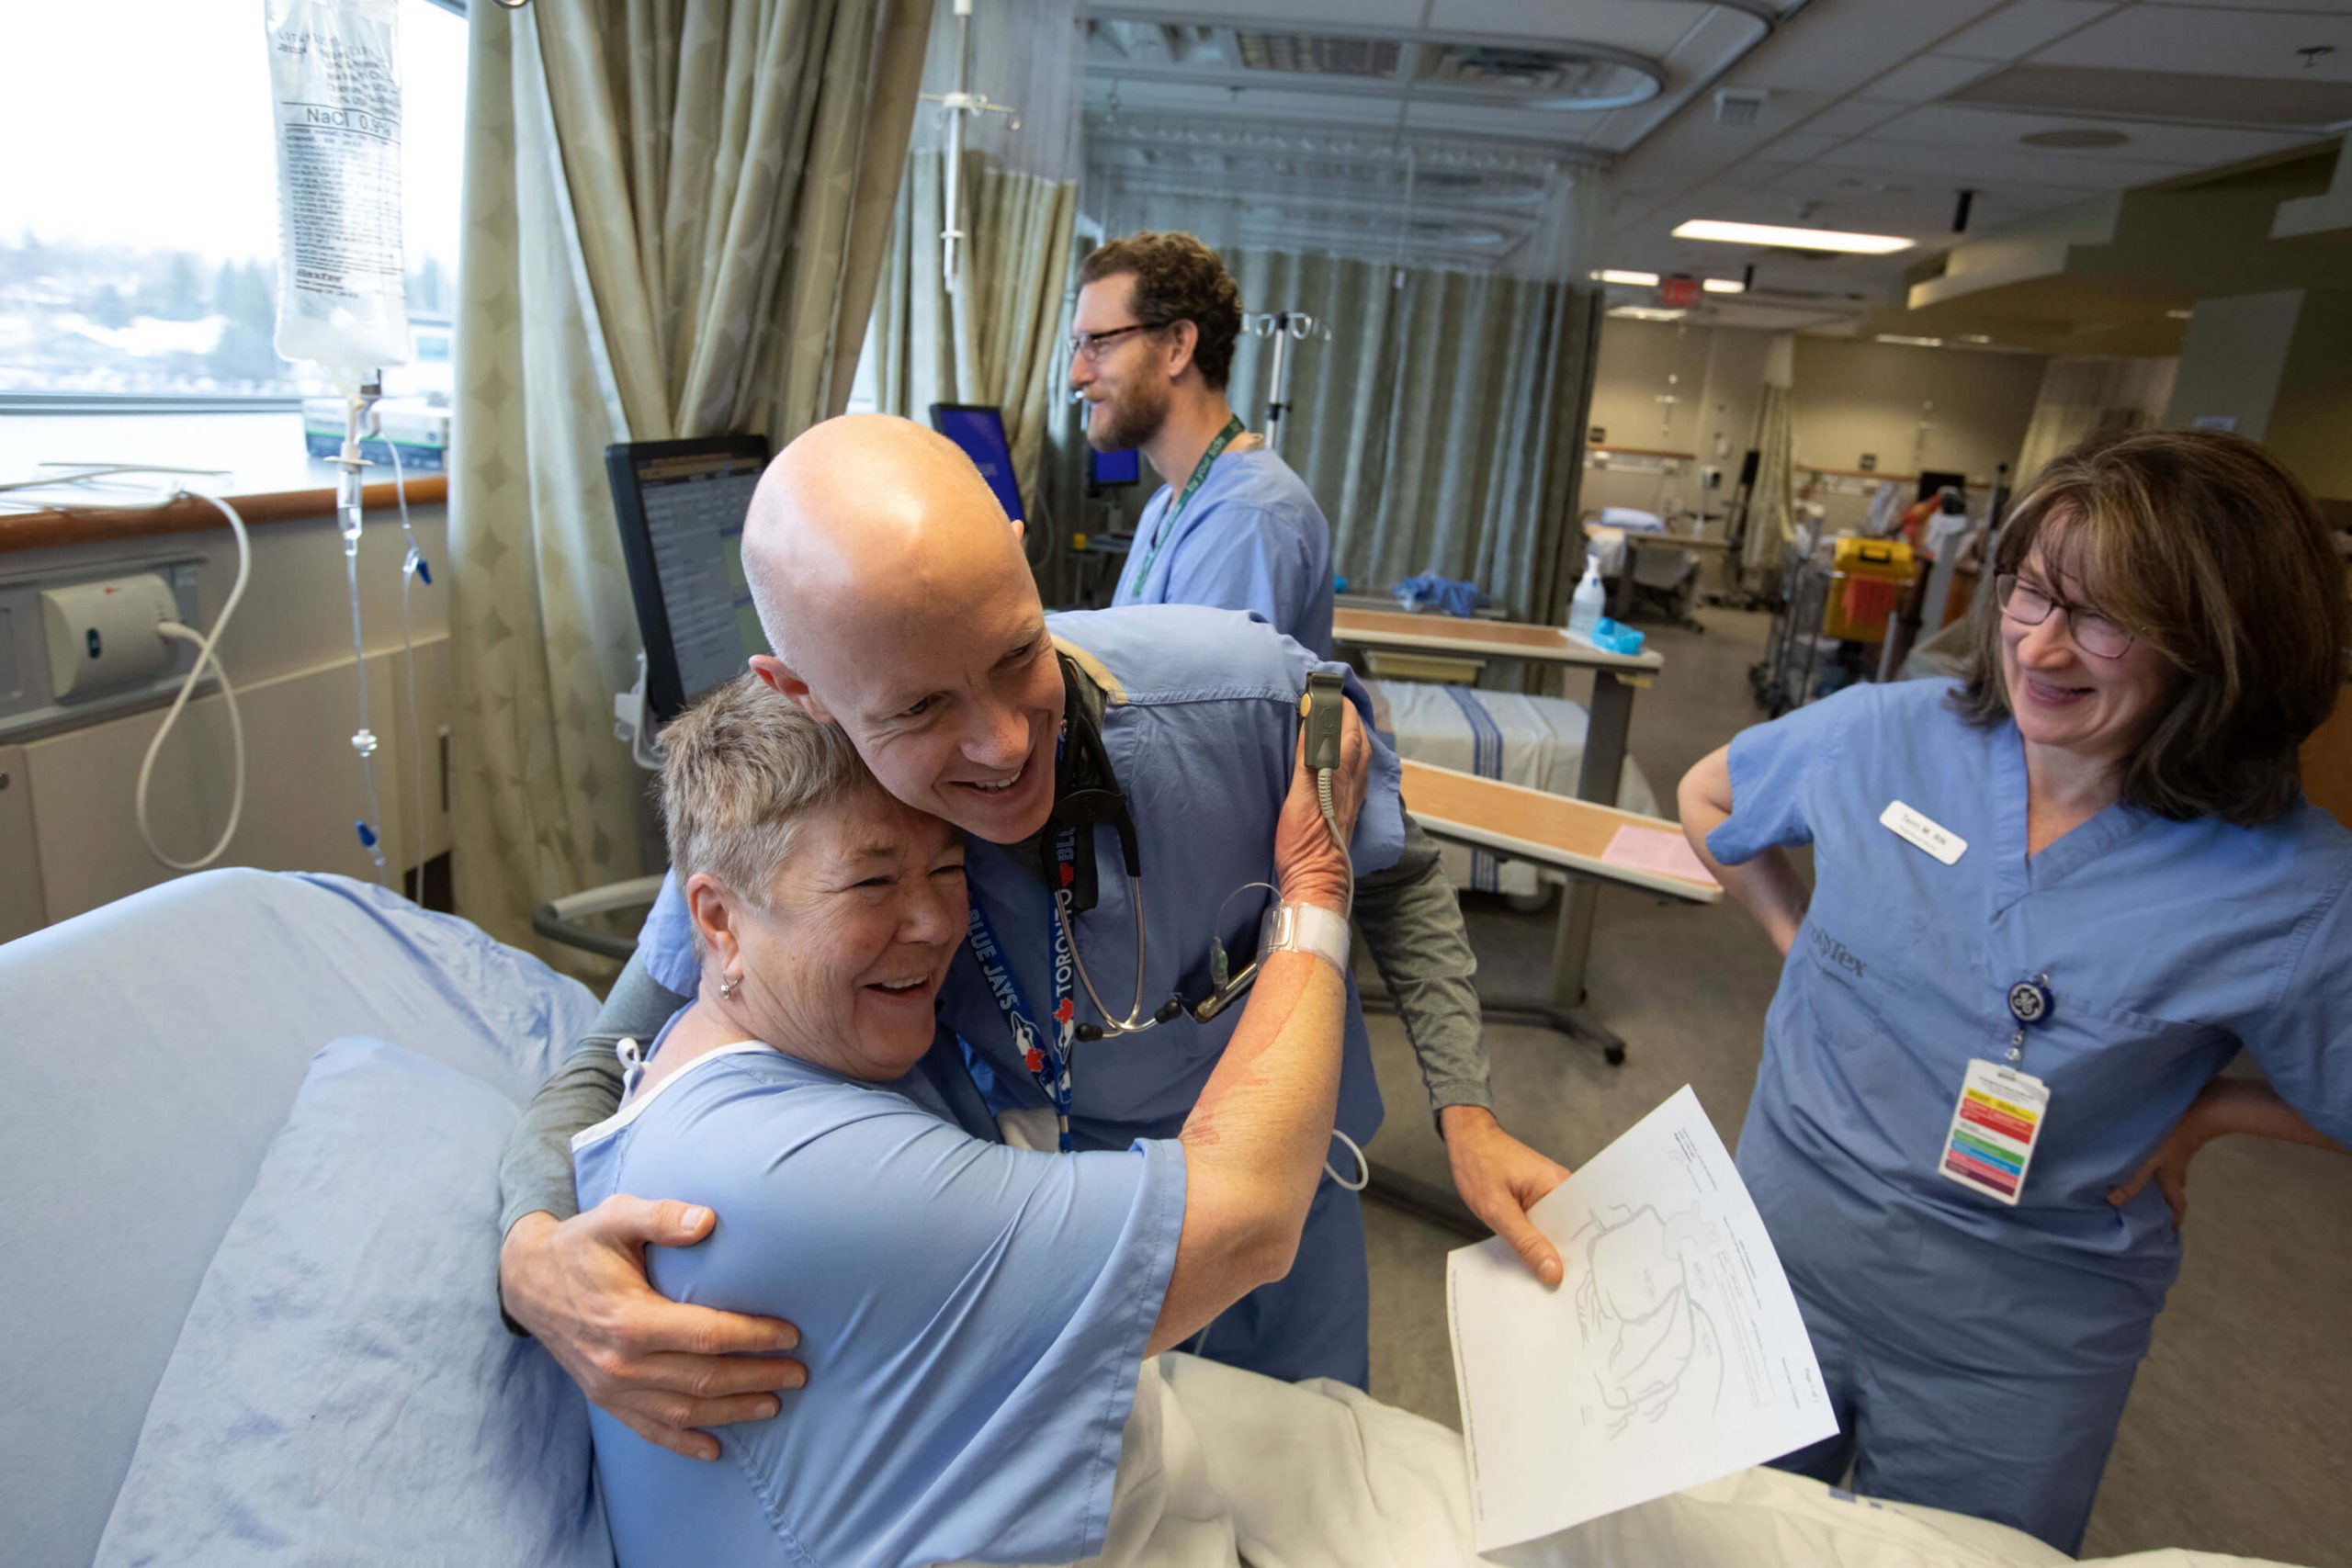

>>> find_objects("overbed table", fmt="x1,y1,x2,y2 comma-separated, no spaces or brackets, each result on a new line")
1331,607,1668,1062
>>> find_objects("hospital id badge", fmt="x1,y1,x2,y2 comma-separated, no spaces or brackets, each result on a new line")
1939,1059,2050,1207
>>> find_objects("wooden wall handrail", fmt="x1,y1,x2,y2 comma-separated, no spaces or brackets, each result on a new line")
0,474,449,554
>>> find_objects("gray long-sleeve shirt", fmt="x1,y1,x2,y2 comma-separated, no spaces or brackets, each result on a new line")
496,809,1487,1237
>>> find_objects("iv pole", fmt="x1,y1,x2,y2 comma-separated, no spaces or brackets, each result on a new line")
1245,311,1330,459
922,0,1020,288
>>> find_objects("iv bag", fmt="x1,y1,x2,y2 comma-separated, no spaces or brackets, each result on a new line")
266,0,411,374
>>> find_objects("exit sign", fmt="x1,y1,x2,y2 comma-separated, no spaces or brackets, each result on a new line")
1659,276,1701,308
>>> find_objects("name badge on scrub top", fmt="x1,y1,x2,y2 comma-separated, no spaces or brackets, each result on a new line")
1939,1060,2051,1206
1880,800,1967,864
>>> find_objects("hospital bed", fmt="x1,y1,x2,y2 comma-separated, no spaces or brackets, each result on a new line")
0,872,2299,1567
1364,677,1660,904
1583,507,1710,627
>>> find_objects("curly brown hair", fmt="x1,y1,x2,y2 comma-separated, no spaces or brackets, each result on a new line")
1951,429,2349,826
1079,231,1244,389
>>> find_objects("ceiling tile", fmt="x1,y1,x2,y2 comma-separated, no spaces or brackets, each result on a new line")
1865,102,2317,164
2034,5,2352,79
1939,0,2118,61
1424,0,1717,55
1812,134,2195,187
1767,130,1852,163
1734,0,2010,95
1858,53,2001,102
1802,97,1914,137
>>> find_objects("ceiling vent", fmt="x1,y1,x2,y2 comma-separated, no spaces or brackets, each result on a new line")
1419,43,1659,109
1715,88,1767,127
1231,31,1402,79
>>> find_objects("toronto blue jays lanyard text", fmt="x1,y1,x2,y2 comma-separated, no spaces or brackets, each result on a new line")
963,734,1080,1152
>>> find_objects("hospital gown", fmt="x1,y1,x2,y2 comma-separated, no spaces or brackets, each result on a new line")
1709,677,2352,1552
573,1040,1186,1567
1113,447,1336,657
632,604,1408,1387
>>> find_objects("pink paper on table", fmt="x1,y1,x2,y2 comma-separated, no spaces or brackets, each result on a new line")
1601,823,1719,886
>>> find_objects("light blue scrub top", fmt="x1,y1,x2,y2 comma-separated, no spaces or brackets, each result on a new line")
633,606,1408,1376
575,1043,1185,1567
1712,679,2352,1372
1114,447,1336,658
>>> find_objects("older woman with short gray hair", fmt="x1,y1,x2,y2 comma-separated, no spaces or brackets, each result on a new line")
571,673,1374,1567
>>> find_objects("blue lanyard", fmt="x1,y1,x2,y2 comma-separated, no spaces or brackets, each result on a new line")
1128,414,1244,592
962,735,1080,1152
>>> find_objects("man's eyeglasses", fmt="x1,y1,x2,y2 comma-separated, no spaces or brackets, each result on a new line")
1996,573,2138,660
1067,321,1165,362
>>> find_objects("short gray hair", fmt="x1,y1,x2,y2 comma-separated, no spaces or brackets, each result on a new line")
659,675,876,957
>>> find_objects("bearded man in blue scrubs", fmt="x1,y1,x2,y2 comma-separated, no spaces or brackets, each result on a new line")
495,415,1572,1462
1078,231,1337,657
1679,430,2352,1552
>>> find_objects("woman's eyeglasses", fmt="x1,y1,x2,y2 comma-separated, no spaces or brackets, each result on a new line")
1067,321,1165,362
1996,573,2138,660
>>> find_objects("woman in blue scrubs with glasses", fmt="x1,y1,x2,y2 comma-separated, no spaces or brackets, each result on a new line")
1679,430,2352,1552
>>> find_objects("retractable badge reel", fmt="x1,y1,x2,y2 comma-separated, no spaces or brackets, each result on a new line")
1938,974,2054,1207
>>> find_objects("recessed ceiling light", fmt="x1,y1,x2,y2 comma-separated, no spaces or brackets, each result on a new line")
1593,269,1661,287
1955,333,1992,344
2020,129,2130,149
1876,333,1944,348
1610,305,1689,321
2166,309,2194,321
1702,277,1746,294
1672,219,1914,254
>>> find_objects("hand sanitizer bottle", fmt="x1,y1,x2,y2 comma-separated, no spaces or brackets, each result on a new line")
1566,554,1606,643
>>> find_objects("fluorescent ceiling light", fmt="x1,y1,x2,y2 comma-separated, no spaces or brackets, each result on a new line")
1702,277,1745,294
1875,333,1943,347
1593,269,1660,287
2165,309,2194,321
1610,305,1688,321
1674,219,1914,254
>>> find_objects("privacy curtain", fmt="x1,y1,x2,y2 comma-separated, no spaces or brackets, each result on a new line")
450,0,931,963
2013,355,2178,494
869,152,1077,517
865,0,1083,528
1741,333,1797,580
1207,248,1601,625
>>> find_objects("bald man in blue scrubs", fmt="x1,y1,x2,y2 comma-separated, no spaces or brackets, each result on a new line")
1076,231,1336,657
494,416,1573,1463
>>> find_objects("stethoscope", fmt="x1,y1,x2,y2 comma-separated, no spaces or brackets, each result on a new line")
1037,683,1368,1191
1044,694,1262,1042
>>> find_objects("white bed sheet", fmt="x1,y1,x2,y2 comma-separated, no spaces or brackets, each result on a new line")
1020,1352,2293,1568
1366,679,1663,899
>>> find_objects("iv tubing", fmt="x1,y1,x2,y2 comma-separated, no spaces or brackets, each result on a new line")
340,395,390,886
386,438,428,902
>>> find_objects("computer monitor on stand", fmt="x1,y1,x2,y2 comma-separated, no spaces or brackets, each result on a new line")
930,404,1026,525
607,434,775,728
535,434,773,962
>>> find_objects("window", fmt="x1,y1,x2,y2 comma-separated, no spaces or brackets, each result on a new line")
0,0,467,493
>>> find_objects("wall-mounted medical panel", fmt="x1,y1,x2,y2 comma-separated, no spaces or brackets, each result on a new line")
0,555,206,742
